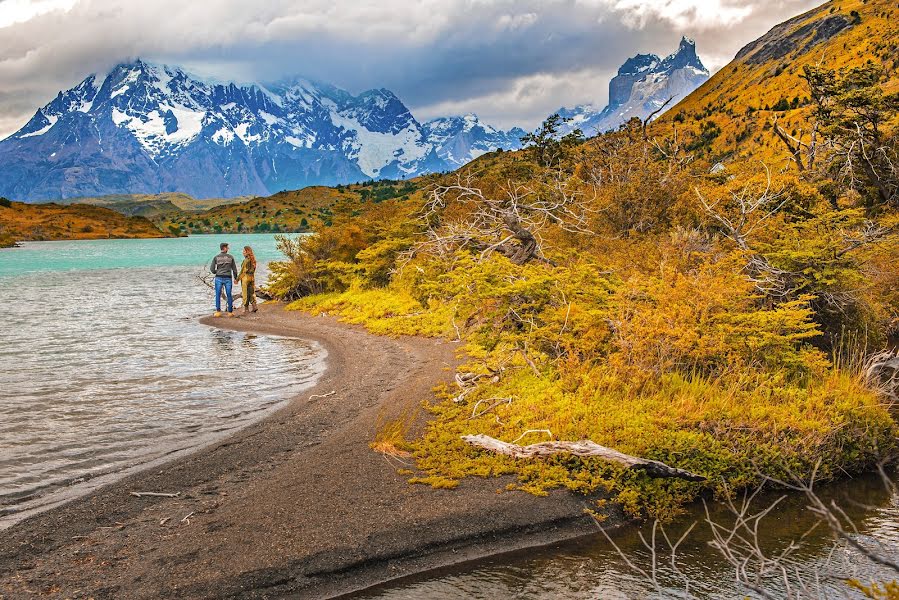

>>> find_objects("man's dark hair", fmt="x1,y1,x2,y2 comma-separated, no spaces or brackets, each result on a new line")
220,242,229,251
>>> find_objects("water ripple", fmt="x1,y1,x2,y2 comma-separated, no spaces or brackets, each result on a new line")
0,235,324,525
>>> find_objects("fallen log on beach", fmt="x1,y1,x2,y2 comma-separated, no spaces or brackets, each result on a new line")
461,434,706,481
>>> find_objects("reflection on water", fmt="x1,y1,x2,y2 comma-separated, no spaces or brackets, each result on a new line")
356,473,898,599
0,235,324,526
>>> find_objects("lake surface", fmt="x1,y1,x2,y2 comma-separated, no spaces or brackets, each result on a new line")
355,472,898,599
0,234,325,526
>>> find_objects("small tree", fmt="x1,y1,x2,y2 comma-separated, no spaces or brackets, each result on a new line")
415,170,594,265
519,114,585,167
802,64,899,207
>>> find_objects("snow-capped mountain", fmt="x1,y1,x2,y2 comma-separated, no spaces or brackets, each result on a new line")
423,114,526,169
558,37,709,136
0,60,523,201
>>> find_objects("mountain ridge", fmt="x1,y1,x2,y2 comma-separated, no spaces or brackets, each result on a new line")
558,36,710,135
659,0,897,165
0,61,523,202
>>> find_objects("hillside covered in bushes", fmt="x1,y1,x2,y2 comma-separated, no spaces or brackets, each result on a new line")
263,0,899,521
0,198,170,247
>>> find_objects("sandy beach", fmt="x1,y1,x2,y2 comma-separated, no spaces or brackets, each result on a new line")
0,304,612,599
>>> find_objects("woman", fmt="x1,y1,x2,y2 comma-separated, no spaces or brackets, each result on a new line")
239,245,258,314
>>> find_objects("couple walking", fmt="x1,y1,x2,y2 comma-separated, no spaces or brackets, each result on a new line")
210,242,257,316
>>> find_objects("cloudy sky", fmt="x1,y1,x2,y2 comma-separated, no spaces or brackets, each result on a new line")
0,0,821,138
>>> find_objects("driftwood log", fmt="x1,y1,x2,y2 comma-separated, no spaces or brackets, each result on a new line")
461,434,706,481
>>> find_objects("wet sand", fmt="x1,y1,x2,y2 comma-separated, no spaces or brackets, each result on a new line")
0,304,612,599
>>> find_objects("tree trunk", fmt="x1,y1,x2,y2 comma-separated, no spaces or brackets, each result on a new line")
501,213,538,265
461,434,707,481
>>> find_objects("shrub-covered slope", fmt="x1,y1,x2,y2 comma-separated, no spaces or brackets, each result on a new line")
661,0,899,165
156,179,423,236
260,0,899,521
0,199,170,246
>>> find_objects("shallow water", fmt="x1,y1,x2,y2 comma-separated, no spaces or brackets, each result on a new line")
356,472,898,599
0,234,325,525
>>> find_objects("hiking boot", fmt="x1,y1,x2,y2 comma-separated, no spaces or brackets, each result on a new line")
213,311,222,317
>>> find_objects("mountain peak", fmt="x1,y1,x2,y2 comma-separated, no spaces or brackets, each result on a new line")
0,60,524,200
557,37,710,136
618,53,660,76
661,36,706,73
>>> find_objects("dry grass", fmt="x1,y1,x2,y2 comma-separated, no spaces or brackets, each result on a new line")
370,410,417,459
0,201,169,244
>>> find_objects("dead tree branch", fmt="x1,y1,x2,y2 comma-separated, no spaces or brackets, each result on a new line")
412,170,595,266
863,349,899,405
772,117,818,172
642,96,674,137
694,166,795,297
461,434,706,481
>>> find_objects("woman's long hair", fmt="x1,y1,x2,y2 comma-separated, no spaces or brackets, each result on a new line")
243,246,257,270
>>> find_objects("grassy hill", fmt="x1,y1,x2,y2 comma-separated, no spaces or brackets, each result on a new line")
60,192,249,213
154,179,423,236
55,192,250,230
661,0,899,165
253,0,899,537
27,181,424,238
0,198,170,247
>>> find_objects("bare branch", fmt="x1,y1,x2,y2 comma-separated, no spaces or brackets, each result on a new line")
461,434,706,480
642,96,674,137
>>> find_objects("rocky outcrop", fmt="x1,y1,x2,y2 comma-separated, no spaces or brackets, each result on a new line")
557,37,710,136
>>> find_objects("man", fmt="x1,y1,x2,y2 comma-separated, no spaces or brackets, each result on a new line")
210,242,239,316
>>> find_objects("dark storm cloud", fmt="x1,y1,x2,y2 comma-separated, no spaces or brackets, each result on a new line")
0,0,822,137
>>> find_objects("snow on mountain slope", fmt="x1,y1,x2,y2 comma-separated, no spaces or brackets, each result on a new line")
558,37,710,136
423,114,526,168
0,61,523,201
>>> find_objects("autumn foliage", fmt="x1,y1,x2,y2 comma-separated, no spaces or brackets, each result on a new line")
267,1,899,521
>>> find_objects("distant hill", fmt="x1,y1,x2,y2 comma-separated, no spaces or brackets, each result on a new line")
153,179,423,236
0,199,170,247
660,0,899,165
60,193,249,213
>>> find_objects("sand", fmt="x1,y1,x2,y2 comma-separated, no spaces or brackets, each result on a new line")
0,304,612,599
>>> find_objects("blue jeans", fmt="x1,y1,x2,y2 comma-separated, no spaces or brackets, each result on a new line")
214,276,233,312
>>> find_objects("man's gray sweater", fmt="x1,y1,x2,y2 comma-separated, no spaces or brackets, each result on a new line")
210,252,238,279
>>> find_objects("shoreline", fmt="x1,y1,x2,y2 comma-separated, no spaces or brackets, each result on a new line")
0,303,612,599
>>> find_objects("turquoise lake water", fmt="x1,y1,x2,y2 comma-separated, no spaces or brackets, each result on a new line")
0,234,325,526
0,233,289,278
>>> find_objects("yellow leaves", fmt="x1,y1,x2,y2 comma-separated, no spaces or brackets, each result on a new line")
606,251,827,380
848,580,899,600
289,288,455,338
410,353,896,519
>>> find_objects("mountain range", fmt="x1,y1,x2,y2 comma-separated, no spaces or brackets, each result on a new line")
0,38,705,202
557,37,709,136
0,62,525,201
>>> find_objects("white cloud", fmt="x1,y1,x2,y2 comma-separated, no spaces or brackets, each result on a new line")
0,0,76,28
604,0,754,30
496,12,538,32
0,0,823,139
416,67,616,130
